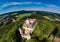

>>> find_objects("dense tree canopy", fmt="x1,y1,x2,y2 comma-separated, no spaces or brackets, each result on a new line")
0,11,60,42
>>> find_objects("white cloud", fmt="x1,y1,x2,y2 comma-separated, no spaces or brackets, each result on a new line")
25,4,60,13
43,4,60,13
0,2,60,14
20,4,60,13
0,2,42,11
0,2,42,8
0,2,33,10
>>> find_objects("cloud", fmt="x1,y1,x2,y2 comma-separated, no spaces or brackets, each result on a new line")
0,2,33,10
1,2,42,7
0,2,42,10
26,4,60,13
43,4,60,13
0,2,60,14
1,2,22,7
23,4,60,13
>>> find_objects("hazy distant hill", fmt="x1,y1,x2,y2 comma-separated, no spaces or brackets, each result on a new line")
0,11,60,42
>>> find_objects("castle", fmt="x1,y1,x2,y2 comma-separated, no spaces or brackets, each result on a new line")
19,18,37,40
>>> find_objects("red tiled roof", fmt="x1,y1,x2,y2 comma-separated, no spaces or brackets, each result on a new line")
29,19,36,24
23,18,37,28
54,37,60,42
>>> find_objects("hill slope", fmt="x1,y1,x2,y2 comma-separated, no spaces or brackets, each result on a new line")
0,11,60,42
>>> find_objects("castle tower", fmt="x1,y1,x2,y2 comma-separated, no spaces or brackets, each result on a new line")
25,19,30,25
19,18,37,40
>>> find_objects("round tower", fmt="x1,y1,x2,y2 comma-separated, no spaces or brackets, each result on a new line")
25,19,30,25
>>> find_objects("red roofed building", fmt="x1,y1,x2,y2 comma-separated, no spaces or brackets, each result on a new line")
54,37,60,42
19,18,37,40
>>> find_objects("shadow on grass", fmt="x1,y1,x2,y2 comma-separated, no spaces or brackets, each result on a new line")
15,29,22,42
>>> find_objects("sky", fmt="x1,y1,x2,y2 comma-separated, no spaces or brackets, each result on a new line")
0,0,60,14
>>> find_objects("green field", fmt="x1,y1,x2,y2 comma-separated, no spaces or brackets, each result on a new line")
0,11,60,42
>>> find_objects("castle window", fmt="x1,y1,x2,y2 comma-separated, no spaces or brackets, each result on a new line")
27,26,29,28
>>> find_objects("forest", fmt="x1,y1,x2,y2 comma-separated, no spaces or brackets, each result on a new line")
0,11,60,42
